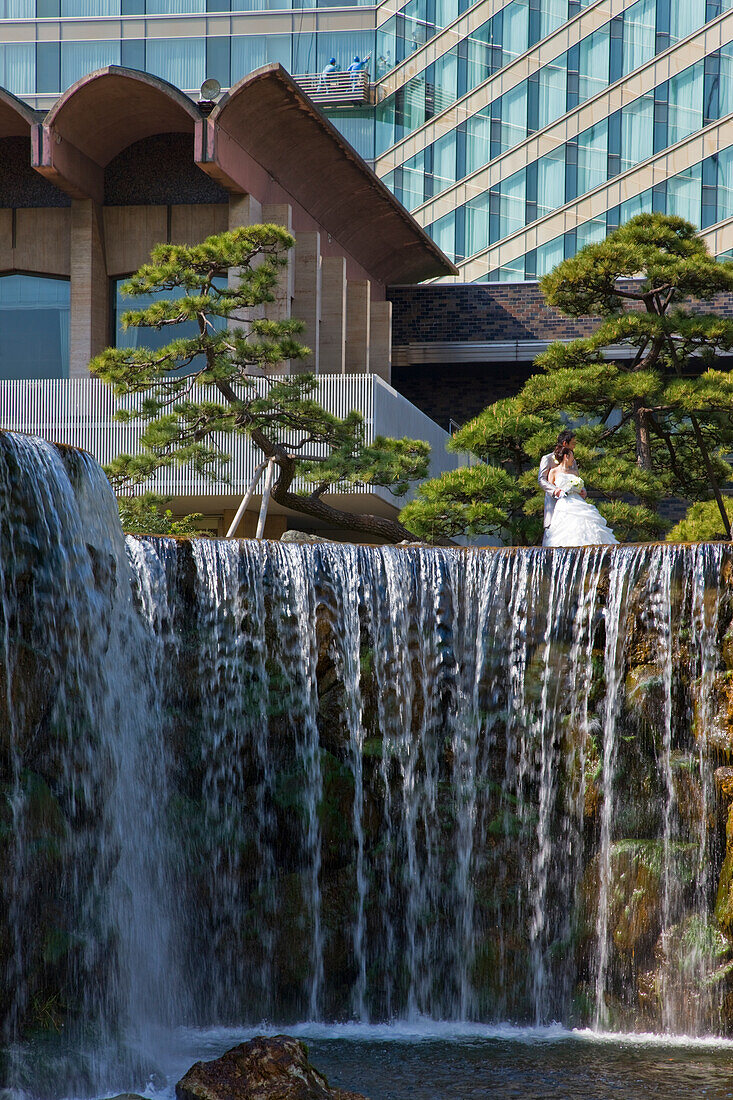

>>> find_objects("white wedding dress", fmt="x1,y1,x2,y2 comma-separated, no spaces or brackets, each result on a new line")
542,471,618,548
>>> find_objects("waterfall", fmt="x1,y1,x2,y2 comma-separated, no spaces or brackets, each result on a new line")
0,435,177,1094
2,433,733,1098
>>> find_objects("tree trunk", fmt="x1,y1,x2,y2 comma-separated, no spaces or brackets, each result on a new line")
689,413,732,540
634,400,653,470
215,379,422,544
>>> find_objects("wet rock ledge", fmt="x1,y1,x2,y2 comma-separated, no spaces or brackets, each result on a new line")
176,1035,368,1100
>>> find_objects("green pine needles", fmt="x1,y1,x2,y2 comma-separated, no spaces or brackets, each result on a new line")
401,214,733,545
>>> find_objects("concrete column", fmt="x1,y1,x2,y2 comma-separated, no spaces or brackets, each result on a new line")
228,193,262,229
319,256,346,374
369,299,392,383
345,279,370,374
292,231,321,373
69,199,108,377
262,202,293,324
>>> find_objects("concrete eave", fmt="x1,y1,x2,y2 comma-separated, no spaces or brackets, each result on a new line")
200,64,457,285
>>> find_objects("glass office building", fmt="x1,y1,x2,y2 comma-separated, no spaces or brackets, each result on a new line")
3,0,733,280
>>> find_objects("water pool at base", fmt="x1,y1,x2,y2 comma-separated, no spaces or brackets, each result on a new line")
112,1025,733,1100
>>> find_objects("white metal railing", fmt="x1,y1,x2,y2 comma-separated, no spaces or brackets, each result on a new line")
0,374,459,504
293,70,371,105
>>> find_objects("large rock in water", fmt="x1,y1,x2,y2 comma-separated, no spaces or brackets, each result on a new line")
175,1036,368,1100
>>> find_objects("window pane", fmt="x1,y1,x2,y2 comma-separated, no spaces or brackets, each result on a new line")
402,151,425,210
620,93,654,173
499,81,527,152
465,192,490,254
231,34,291,78
537,147,565,218
620,187,652,221
147,0,203,11
502,0,529,61
576,216,606,249
667,163,701,225
622,0,654,76
538,54,566,128
433,129,456,191
61,40,120,90
0,43,35,96
718,44,733,119
62,0,119,12
146,38,206,90
0,0,34,14
466,22,493,92
578,26,609,104
536,235,564,276
432,48,458,114
668,62,703,145
497,167,525,239
577,119,608,195
430,210,456,259
670,0,705,43
466,107,491,174
0,276,69,381
540,0,567,40
716,147,733,223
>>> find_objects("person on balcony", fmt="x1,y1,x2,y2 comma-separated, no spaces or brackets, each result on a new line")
347,54,371,91
317,58,339,92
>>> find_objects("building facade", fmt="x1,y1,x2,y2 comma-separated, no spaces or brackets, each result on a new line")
0,63,461,537
2,0,733,281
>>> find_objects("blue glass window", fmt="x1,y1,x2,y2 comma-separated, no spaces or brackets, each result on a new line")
0,43,35,96
578,26,609,104
61,0,119,13
61,41,120,90
0,0,34,12
667,61,703,144
465,192,490,254
667,163,702,224
465,106,491,174
622,0,654,75
716,147,733,223
538,54,566,128
0,275,69,381
620,92,654,173
576,119,608,195
231,34,291,79
537,147,565,218
146,37,206,91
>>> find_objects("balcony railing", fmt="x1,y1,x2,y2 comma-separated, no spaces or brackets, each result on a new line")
293,70,372,106
0,374,459,506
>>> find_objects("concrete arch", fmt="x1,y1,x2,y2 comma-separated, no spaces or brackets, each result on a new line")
44,66,199,167
0,87,36,139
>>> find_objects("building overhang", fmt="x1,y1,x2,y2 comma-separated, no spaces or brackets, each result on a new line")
30,66,199,203
197,64,457,285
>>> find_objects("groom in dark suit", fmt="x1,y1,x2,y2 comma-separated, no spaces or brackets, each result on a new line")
538,430,578,533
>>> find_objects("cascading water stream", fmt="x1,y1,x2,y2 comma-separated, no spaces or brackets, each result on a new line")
3,437,733,1098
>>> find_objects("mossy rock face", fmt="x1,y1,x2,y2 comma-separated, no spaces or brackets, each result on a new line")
716,804,733,937
693,674,733,753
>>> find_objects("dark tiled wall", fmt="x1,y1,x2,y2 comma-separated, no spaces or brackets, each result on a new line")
391,362,537,430
388,283,733,345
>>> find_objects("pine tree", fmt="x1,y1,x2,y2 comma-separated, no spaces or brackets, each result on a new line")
402,215,733,544
92,227,430,543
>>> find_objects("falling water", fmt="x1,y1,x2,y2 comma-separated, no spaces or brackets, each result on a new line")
2,438,733,1098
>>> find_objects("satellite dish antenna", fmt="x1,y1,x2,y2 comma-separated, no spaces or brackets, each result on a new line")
199,77,221,101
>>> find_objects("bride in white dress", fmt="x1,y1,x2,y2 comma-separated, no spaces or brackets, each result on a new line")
542,445,618,548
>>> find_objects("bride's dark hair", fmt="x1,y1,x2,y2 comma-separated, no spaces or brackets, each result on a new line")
553,443,574,462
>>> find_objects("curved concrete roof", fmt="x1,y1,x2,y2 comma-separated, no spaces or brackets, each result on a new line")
44,66,199,165
212,64,457,284
0,88,36,139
